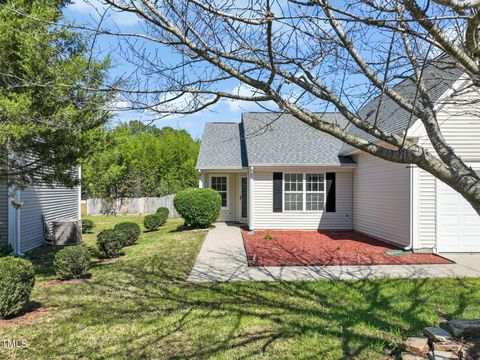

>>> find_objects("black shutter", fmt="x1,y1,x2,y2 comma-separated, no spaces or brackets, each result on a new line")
326,173,336,212
273,172,283,212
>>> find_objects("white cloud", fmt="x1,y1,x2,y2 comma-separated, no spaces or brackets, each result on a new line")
227,84,276,112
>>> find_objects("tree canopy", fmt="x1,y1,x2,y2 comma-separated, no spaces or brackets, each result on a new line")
82,121,199,199
0,0,110,187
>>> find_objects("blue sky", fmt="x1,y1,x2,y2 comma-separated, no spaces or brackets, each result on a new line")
63,0,278,140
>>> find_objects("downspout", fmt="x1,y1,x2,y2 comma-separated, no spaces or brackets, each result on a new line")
16,193,22,256
405,164,415,251
9,187,24,256
78,166,82,220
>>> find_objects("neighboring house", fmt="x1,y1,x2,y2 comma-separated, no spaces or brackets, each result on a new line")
0,169,81,255
196,64,480,253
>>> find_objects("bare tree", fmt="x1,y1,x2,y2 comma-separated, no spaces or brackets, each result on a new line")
24,0,480,212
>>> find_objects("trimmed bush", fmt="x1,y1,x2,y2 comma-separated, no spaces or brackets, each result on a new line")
97,230,125,258
114,222,141,246
0,257,35,318
82,219,95,234
174,188,221,228
54,245,91,280
143,213,163,231
155,207,169,225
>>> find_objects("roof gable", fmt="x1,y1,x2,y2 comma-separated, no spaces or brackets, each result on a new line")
339,59,463,155
242,112,354,166
196,122,247,169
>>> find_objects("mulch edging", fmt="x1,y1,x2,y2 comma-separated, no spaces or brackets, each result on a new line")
0,305,56,329
242,229,454,267
42,278,92,287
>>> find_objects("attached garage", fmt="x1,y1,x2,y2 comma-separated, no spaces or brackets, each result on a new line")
436,171,480,253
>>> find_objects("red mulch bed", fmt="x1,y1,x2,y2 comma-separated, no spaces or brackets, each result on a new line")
0,304,56,329
242,230,454,267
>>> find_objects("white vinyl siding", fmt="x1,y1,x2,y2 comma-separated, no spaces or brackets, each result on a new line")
415,82,480,250
417,168,437,249
19,184,80,252
204,173,237,222
252,167,353,230
352,153,410,247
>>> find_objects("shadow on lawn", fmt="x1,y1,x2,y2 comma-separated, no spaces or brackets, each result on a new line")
64,257,477,359
23,224,477,359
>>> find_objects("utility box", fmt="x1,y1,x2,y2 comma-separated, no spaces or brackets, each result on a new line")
51,219,82,245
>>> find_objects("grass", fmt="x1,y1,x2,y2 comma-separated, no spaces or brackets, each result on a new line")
1,216,480,359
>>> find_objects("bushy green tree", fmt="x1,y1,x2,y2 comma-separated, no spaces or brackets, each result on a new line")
82,122,199,198
0,0,110,187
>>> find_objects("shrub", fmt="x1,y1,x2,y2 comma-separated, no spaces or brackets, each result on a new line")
114,222,141,246
0,257,35,318
174,188,221,228
82,219,95,234
54,245,91,280
155,207,169,225
0,244,13,257
97,230,125,258
143,213,163,231
263,232,272,241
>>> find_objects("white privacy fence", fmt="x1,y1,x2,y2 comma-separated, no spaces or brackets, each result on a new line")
86,194,179,217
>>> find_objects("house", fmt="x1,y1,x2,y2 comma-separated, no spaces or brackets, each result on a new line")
196,63,480,253
0,169,81,255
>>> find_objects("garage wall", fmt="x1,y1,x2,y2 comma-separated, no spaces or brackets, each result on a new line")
352,153,411,247
415,81,480,250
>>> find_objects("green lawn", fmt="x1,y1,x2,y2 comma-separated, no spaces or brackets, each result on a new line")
1,216,480,359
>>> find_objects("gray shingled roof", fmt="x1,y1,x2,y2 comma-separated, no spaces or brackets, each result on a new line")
339,60,463,155
242,112,355,166
196,59,463,168
196,122,247,169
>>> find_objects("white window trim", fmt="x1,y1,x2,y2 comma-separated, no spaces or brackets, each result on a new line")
209,174,229,210
283,172,326,213
305,173,326,212
283,173,304,212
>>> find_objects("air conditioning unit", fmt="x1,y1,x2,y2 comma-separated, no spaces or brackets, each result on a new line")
51,219,82,245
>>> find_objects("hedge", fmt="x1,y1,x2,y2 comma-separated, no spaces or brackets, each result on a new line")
143,213,163,231
174,188,221,228
97,229,125,258
155,207,169,226
0,257,35,318
54,245,91,280
114,222,141,246
82,219,95,234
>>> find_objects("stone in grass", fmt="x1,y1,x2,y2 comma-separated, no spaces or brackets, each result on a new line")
441,319,480,338
424,327,454,342
401,352,427,360
430,350,459,360
433,342,463,354
404,337,430,355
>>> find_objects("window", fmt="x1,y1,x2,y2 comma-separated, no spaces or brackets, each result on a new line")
211,176,228,208
283,173,326,212
306,173,325,211
284,173,303,211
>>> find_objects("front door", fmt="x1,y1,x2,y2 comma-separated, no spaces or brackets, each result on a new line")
241,177,248,220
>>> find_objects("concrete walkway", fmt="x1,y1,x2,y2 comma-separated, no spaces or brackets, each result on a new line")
187,223,480,282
